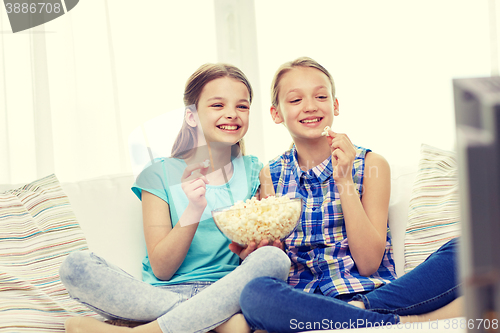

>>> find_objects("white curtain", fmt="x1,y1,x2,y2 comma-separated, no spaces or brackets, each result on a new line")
0,0,218,184
1,0,499,184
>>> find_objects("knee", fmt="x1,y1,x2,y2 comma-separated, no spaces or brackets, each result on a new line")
59,251,93,289
240,277,279,315
246,246,291,280
446,237,458,250
434,237,458,260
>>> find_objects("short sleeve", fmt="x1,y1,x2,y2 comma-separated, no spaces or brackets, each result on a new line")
131,160,170,203
244,155,263,197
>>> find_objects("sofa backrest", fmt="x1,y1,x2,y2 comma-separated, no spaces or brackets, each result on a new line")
388,164,418,277
61,174,146,279
1,163,418,280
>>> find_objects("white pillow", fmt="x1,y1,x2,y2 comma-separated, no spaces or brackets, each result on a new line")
404,144,460,273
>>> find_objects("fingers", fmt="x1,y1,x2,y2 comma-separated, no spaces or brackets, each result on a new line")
181,163,210,192
272,239,284,250
256,239,269,248
228,241,243,256
327,132,356,180
185,174,209,188
329,133,355,156
190,183,206,196
329,132,352,148
230,239,285,261
237,242,257,260
331,146,347,161
326,132,353,151
181,162,210,182
181,163,209,206
182,178,207,197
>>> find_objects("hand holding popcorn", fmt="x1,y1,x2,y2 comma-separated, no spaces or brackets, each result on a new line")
229,238,284,260
181,162,210,211
325,131,356,183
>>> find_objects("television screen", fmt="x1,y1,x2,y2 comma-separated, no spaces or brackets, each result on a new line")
453,76,500,329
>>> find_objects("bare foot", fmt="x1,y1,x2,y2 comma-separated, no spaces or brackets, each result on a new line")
400,297,464,323
65,317,134,333
348,300,366,310
65,317,164,333
213,314,251,333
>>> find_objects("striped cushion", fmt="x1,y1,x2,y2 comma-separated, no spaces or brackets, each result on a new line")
404,144,460,273
0,174,101,331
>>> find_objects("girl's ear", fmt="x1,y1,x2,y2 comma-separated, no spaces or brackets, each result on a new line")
185,108,198,128
270,106,284,124
334,98,340,116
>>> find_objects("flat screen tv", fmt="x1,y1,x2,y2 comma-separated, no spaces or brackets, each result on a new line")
454,76,500,330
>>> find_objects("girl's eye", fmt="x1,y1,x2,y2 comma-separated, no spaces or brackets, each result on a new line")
290,99,301,103
238,105,249,110
317,96,328,100
211,104,223,108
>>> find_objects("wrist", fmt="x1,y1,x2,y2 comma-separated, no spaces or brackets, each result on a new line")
335,178,356,196
334,177,354,186
185,202,205,218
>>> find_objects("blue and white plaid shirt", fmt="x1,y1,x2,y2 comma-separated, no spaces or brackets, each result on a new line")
269,145,397,297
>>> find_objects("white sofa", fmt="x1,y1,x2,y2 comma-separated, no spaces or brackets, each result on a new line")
0,152,464,332
58,163,418,283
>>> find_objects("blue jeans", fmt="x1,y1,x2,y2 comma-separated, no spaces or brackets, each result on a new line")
59,246,291,333
241,238,460,332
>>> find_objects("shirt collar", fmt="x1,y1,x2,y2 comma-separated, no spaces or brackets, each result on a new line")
290,145,334,183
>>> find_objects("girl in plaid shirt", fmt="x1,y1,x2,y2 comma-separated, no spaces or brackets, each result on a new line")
238,57,462,332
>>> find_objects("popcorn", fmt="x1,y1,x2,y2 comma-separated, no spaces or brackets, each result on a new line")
202,159,210,168
321,126,331,137
212,196,302,245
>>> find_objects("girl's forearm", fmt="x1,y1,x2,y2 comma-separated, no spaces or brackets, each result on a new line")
336,180,386,276
149,204,203,280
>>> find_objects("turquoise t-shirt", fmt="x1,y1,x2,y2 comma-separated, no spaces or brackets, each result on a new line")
132,154,263,286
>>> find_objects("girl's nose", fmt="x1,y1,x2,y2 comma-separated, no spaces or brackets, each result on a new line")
304,97,318,112
225,107,238,119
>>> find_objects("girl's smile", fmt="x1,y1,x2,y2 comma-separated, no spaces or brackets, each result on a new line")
299,116,324,126
216,123,241,132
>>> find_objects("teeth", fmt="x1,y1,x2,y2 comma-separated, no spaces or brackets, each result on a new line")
301,118,321,123
218,125,238,130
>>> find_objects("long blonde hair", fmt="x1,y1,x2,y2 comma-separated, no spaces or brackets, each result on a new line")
270,57,335,108
171,63,252,159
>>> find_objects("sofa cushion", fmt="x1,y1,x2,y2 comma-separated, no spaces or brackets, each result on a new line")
60,173,145,279
404,144,460,273
0,174,101,331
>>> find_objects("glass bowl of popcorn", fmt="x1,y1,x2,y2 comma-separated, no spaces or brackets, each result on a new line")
211,196,303,246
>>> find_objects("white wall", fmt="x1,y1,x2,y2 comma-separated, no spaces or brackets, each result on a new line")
253,0,493,166
1,0,497,183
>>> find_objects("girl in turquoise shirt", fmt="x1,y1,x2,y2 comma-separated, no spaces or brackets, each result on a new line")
60,63,290,333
